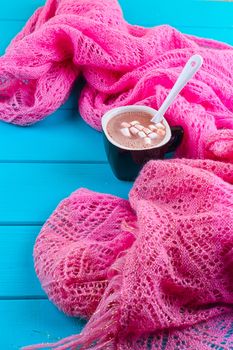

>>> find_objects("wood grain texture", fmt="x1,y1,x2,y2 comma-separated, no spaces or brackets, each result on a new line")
1,0,233,26
0,109,107,162
0,163,132,224
0,226,43,297
119,0,233,27
0,299,85,350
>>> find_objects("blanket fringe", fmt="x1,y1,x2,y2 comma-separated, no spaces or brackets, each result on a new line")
23,266,124,350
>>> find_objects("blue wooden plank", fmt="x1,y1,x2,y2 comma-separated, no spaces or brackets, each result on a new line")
0,109,107,162
0,299,85,350
0,21,23,55
1,0,233,27
0,1,43,21
0,163,132,224
179,26,233,46
0,226,44,298
119,0,233,27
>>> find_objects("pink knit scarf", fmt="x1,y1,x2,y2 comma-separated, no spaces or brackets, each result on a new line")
25,159,233,350
1,0,233,161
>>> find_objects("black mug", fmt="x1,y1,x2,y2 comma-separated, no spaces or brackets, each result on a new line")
102,106,184,181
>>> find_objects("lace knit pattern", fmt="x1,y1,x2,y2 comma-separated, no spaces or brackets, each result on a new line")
34,188,136,318
27,159,233,350
118,313,233,350
0,0,233,161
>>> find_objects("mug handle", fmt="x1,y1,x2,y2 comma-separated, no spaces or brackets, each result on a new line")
166,126,184,153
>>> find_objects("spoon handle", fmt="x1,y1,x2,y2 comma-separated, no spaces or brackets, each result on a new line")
151,54,203,123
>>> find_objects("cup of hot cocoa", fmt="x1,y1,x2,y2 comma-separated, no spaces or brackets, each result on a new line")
102,105,184,181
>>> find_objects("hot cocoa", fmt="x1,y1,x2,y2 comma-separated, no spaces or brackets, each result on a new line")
106,111,166,149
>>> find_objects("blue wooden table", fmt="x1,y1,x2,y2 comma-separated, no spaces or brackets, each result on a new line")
0,0,232,348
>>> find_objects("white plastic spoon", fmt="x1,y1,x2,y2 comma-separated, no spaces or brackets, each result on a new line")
151,54,203,124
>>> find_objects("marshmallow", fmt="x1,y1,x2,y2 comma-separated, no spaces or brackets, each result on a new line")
120,127,131,137
130,126,139,135
121,122,131,128
157,129,166,136
156,122,165,129
135,124,144,130
138,131,146,138
149,124,157,131
148,132,158,139
131,121,139,126
143,128,151,134
144,137,151,145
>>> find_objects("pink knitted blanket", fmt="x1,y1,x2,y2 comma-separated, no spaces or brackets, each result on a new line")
25,159,233,350
1,0,233,160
